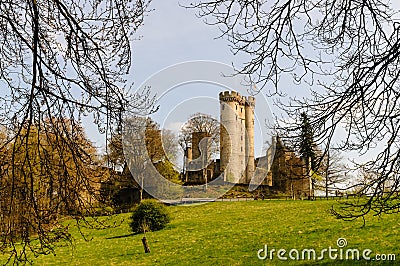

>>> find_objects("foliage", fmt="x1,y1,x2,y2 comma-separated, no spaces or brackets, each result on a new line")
107,118,178,170
0,119,105,251
129,200,171,234
112,186,140,211
107,118,179,201
0,0,154,261
154,160,181,184
299,112,317,172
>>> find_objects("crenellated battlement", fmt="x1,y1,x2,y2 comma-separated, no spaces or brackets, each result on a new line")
219,91,245,104
219,91,239,97
219,91,255,107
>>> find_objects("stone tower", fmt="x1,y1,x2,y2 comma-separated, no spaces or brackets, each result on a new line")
219,91,255,184
245,96,255,183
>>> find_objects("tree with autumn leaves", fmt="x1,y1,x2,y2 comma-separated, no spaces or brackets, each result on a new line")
0,118,104,260
106,117,180,203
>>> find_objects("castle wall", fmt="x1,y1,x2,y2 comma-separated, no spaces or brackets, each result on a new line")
268,137,312,198
185,162,216,184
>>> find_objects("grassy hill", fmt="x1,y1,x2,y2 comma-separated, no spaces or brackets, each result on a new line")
5,200,400,265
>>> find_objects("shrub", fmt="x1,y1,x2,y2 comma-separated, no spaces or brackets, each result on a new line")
92,206,114,216
129,199,171,234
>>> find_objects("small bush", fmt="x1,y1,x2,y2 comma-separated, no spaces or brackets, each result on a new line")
129,199,171,234
92,206,114,216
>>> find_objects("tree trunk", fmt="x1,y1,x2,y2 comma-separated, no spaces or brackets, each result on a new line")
325,150,330,198
142,236,150,253
305,156,313,198
140,176,144,201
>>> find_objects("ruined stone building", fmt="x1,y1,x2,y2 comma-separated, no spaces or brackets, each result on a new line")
184,91,313,198
183,131,218,184
259,136,313,198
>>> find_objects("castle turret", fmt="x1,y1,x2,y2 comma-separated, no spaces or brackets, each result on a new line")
219,91,254,183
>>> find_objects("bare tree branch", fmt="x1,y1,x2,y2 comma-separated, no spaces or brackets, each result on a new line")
0,0,153,262
187,0,400,218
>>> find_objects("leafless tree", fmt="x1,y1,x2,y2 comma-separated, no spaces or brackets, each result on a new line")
162,129,179,164
0,0,154,263
316,149,348,197
122,117,153,202
187,1,400,219
351,165,394,196
179,112,220,155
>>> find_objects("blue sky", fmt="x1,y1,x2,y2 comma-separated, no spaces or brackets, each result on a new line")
131,1,238,83
129,1,282,160
89,1,284,155
86,0,400,170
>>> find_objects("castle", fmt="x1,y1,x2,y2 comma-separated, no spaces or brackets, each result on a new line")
183,91,313,198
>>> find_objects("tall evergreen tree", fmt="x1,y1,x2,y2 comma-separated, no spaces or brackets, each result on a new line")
299,112,317,172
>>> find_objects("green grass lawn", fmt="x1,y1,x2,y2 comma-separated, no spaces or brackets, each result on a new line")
3,200,400,265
